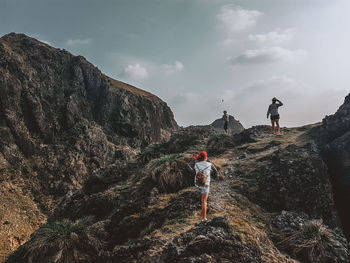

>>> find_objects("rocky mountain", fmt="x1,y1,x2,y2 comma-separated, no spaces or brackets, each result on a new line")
0,33,177,262
211,114,244,134
1,33,350,263
321,94,350,239
8,123,350,263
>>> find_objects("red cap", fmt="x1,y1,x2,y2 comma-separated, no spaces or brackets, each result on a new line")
193,151,208,161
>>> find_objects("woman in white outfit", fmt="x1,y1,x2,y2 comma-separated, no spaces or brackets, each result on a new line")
194,151,217,221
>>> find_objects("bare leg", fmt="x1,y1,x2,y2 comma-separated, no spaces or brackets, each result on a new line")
201,193,209,219
270,120,275,134
276,119,280,133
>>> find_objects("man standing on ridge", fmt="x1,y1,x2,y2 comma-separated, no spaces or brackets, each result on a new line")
222,110,229,134
267,97,283,135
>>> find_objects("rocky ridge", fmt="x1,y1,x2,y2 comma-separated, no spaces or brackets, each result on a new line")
8,124,350,263
0,33,349,263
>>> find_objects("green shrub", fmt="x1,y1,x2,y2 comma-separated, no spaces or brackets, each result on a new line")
155,154,182,164
139,143,167,163
208,133,226,144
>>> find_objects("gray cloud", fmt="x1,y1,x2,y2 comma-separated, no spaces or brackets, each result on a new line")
121,64,149,80
248,29,295,45
1,0,349,127
163,61,184,74
229,47,307,65
218,5,263,32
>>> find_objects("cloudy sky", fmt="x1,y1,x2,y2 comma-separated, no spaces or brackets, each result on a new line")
1,0,349,128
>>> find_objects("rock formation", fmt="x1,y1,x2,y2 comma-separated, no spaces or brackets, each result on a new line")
1,33,350,263
9,124,350,263
0,33,177,261
211,114,244,134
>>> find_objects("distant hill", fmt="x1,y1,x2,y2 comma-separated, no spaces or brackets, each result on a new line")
211,115,244,134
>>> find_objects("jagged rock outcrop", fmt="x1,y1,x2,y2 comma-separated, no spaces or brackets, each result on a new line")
211,114,244,134
321,93,350,238
255,144,339,228
0,33,177,261
215,125,341,229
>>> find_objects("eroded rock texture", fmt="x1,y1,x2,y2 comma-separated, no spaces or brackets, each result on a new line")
322,93,350,238
0,33,177,261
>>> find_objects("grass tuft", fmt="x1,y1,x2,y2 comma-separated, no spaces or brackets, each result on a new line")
8,216,104,263
275,220,334,262
138,143,167,163
155,154,182,164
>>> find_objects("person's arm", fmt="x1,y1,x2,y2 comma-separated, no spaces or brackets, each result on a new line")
277,99,283,107
209,162,218,179
194,164,198,185
267,105,271,118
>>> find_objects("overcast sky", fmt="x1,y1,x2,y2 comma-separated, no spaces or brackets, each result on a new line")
1,0,349,128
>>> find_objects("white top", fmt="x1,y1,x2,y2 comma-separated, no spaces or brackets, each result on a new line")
194,161,212,186
267,102,283,117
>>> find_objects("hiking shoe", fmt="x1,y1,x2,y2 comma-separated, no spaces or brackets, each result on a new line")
269,131,274,134
276,131,280,135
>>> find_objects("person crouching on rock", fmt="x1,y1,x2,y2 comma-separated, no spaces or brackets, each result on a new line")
194,151,217,221
267,97,283,135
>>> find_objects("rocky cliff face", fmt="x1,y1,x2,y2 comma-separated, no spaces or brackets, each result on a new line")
211,114,244,134
321,93,350,238
0,33,177,261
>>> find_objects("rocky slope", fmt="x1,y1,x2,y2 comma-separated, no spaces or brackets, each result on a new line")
8,124,350,263
211,115,244,134
0,33,177,262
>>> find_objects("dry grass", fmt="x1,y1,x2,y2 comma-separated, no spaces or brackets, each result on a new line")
210,158,229,169
221,201,296,263
207,178,296,263
108,78,161,101
0,182,46,263
147,158,193,193
8,217,102,263
275,220,334,262
147,210,198,239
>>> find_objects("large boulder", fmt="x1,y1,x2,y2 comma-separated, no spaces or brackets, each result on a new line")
211,115,244,134
253,144,340,228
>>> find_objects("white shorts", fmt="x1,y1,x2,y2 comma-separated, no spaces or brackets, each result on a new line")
196,185,210,194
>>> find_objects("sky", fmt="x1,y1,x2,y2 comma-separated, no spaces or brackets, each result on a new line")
1,0,349,128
